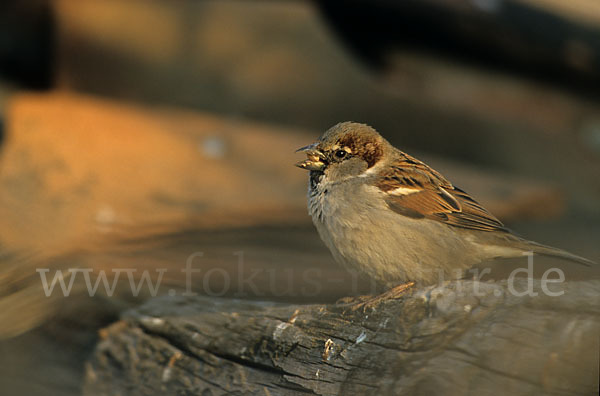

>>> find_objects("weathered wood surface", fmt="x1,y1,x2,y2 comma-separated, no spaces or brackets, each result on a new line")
84,279,600,395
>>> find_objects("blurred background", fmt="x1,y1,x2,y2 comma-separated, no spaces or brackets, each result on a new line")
0,0,599,395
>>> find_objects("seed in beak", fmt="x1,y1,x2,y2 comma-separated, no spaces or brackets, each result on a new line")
295,158,326,171
295,143,326,171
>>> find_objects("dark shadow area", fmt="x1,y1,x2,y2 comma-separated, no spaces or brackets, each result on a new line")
0,0,55,89
0,300,120,396
318,0,600,98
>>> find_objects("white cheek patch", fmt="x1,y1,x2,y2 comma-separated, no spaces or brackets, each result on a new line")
359,160,384,177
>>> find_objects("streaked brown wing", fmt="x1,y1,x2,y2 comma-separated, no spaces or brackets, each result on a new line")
375,155,507,232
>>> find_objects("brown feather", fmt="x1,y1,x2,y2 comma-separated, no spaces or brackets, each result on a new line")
376,154,508,233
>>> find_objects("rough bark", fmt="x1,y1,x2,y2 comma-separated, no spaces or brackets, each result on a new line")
84,279,600,396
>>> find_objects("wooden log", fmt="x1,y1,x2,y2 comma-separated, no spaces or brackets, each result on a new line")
84,279,600,395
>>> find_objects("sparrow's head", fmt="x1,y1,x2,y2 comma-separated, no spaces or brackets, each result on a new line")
295,122,387,180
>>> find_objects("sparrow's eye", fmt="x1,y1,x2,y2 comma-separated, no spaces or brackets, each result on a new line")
335,149,348,159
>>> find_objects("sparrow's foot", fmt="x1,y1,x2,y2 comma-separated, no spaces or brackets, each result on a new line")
337,281,415,312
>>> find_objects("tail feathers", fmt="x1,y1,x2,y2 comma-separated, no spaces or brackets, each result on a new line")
514,239,596,267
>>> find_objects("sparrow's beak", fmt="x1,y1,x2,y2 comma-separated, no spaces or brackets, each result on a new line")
295,143,326,171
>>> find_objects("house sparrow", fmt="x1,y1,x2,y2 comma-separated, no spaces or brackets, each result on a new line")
296,122,594,287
